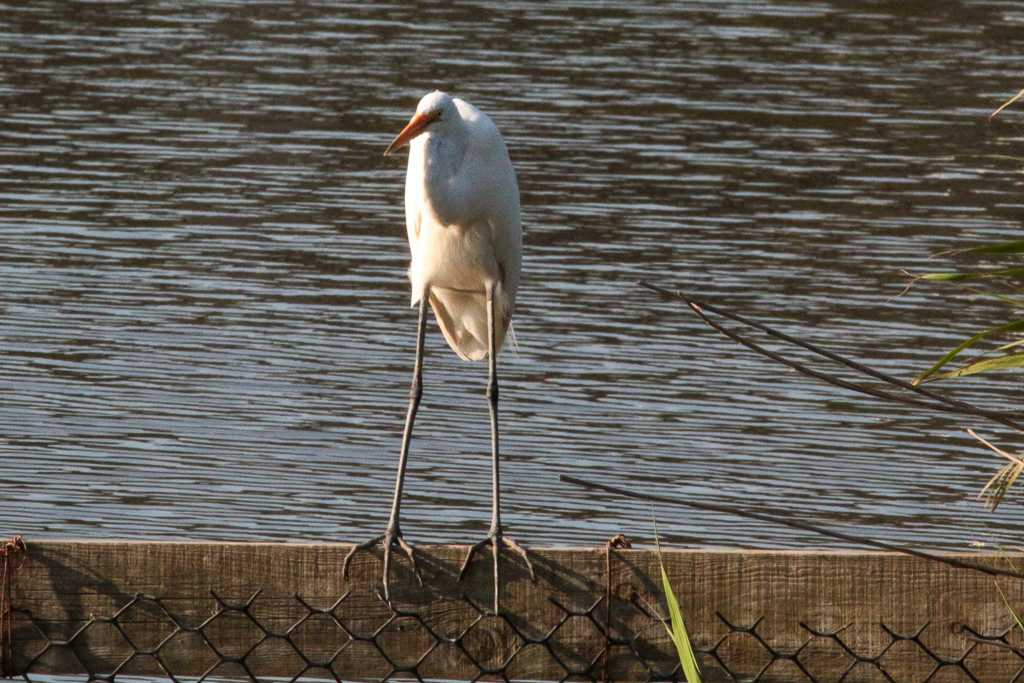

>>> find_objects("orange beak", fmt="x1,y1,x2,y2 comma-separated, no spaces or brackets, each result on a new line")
384,110,440,156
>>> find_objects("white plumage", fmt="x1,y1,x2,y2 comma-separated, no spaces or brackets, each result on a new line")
345,91,532,612
390,90,522,360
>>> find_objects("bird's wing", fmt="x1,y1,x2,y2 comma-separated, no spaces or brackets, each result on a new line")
457,112,522,301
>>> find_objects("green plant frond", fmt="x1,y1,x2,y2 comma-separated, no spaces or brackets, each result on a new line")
934,352,1024,381
917,266,1024,283
987,293,1024,309
933,239,1024,259
915,319,1024,385
653,518,702,683
993,338,1024,354
659,562,702,683
936,332,1024,368
954,336,1024,365
950,286,1024,310
966,239,1024,256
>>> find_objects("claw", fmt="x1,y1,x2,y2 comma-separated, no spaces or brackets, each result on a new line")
395,534,423,585
458,531,533,614
503,536,536,581
342,530,421,603
342,534,384,579
459,536,493,580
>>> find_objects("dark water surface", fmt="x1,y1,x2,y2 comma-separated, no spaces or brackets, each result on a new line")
4,1,1024,551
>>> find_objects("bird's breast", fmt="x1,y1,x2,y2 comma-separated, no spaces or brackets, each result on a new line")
409,215,499,294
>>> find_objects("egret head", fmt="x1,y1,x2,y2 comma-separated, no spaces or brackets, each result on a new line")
384,90,458,156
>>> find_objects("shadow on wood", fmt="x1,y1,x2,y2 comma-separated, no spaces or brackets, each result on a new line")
8,541,1024,681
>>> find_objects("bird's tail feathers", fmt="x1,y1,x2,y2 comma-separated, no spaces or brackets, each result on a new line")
428,288,510,361
507,322,520,357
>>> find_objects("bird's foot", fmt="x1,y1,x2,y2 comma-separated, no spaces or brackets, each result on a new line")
342,527,422,603
458,528,536,614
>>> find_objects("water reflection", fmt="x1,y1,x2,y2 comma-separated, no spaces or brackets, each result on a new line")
2,1,1023,551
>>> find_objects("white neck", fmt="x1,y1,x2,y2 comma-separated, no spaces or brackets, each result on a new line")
413,130,468,223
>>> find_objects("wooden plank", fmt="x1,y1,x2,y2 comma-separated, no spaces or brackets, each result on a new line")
7,541,1022,681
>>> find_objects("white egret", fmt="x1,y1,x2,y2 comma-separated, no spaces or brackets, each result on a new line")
343,91,532,612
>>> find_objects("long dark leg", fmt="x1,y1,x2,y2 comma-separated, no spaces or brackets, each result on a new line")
459,285,534,613
343,293,429,601
389,292,430,537
485,284,502,611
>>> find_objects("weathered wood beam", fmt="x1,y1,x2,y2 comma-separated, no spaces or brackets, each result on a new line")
7,541,1022,681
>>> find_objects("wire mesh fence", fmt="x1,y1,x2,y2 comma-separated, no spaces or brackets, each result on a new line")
10,589,1024,682
6,539,1023,682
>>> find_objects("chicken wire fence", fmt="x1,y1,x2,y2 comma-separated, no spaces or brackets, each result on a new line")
7,587,1024,682
4,538,1023,682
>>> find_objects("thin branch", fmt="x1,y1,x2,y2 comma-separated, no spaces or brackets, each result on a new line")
639,283,970,415
638,281,1024,433
560,475,1024,580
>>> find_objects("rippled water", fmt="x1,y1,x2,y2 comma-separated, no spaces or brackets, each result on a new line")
3,1,1024,552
